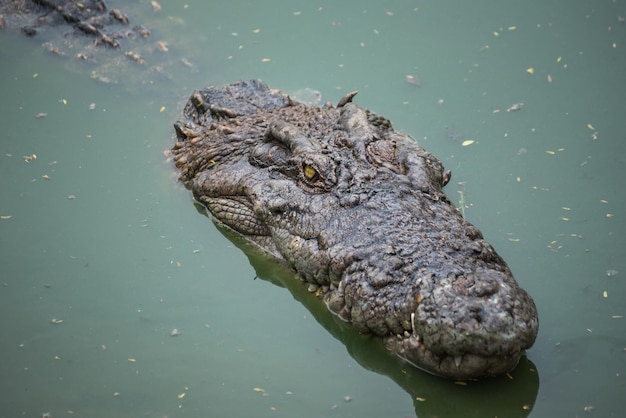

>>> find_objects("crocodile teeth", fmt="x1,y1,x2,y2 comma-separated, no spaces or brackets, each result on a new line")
454,355,463,368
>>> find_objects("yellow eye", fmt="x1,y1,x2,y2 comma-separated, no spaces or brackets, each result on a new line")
303,164,317,180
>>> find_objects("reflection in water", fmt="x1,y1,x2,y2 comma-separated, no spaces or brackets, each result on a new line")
208,210,540,418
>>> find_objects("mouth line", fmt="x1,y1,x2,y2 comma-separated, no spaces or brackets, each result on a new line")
386,312,523,379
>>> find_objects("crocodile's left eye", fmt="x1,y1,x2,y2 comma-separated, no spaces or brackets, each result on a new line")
303,164,318,181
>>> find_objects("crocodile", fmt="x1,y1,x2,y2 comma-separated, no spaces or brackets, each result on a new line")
0,0,140,49
170,79,539,379
0,0,193,88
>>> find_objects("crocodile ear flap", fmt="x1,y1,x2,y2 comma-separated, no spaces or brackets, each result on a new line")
250,120,314,170
250,120,312,168
250,140,291,168
266,120,320,156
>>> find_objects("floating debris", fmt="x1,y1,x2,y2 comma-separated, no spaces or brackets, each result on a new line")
157,40,169,52
405,74,421,86
110,9,129,25
125,50,146,65
606,269,619,277
507,102,524,112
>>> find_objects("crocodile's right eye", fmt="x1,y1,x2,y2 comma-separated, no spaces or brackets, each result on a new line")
303,164,318,181
297,157,336,193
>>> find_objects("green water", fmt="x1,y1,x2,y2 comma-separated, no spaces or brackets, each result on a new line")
1,1,624,417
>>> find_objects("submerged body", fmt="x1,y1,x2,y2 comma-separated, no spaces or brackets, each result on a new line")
171,80,538,379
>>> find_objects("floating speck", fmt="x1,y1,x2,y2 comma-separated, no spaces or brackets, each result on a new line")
405,74,421,86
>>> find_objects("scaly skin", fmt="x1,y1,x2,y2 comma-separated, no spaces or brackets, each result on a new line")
171,80,538,379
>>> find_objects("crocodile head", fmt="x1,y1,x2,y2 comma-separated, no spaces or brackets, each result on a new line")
171,80,538,379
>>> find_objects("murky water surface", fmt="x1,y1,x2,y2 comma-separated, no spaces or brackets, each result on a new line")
1,1,625,417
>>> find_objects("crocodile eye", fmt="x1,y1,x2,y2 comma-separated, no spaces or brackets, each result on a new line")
303,164,318,180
